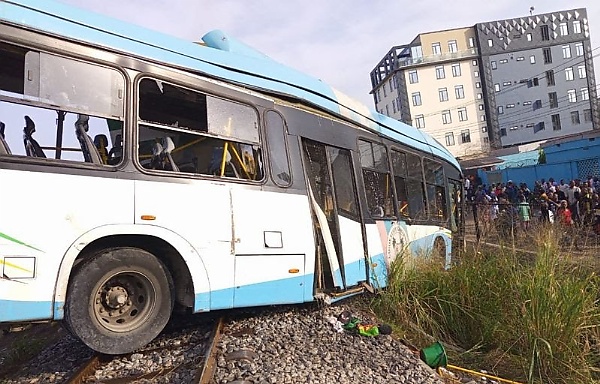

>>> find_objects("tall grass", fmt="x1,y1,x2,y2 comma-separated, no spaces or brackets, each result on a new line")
372,228,600,383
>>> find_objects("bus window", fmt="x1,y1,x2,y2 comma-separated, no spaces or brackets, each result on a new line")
391,150,410,219
405,153,427,220
137,79,263,181
264,110,291,186
330,147,359,220
424,159,447,220
358,139,394,218
0,42,124,165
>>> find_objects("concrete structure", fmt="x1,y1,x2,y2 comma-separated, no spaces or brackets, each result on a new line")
370,8,598,161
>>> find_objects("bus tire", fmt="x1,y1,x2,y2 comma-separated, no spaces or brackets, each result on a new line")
64,247,174,354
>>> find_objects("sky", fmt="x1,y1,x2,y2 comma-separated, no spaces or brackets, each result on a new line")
57,0,600,109
2,1,597,159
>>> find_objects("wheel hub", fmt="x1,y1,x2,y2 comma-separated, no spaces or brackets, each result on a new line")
105,286,128,309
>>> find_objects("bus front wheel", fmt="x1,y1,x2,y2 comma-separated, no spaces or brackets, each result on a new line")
65,247,174,354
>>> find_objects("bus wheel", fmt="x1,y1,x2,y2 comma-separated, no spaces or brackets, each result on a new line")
65,247,173,354
433,237,447,269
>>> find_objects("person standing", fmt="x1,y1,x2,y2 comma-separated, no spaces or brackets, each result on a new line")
517,195,532,232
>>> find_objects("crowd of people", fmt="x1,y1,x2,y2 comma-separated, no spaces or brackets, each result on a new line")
465,176,600,241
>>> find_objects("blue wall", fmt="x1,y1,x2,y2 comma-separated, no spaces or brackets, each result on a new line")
477,137,600,188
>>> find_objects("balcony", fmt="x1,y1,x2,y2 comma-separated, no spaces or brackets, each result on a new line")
397,48,479,68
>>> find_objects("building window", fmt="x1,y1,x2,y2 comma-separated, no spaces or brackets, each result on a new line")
477,93,483,99
475,82,481,88
448,40,458,53
565,67,574,81
500,128,507,136
575,42,584,57
562,45,571,59
385,105,389,115
451,63,461,77
474,70,479,77
584,109,592,123
408,70,419,84
551,114,562,131
506,103,515,109
383,83,387,97
541,25,550,41
482,126,487,133
472,60,478,66
460,129,471,143
491,61,497,69
498,106,504,114
414,114,425,128
516,56,525,61
530,55,536,64
503,81,512,86
478,104,484,111
573,20,582,34
559,22,568,36
442,110,452,124
435,65,445,79
392,100,397,114
523,101,532,106
480,114,486,122
455,85,465,99
494,83,500,92
578,65,587,79
488,39,493,47
411,92,422,106
389,78,393,90
432,42,441,55
527,33,532,41
527,77,539,87
533,99,543,110
468,37,475,48
458,107,468,121
568,89,577,103
535,122,546,133
510,126,518,131
571,111,581,124
439,88,449,102
581,88,590,100
445,132,455,146
543,48,552,64
549,92,558,108
499,59,508,64
546,70,555,86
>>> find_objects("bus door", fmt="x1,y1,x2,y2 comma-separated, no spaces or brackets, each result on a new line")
302,139,366,294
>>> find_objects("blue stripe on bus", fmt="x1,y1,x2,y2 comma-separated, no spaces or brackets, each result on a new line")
0,0,460,170
0,299,53,322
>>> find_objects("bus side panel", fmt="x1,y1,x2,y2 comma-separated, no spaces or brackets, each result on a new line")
337,216,366,286
364,223,387,289
230,188,315,306
0,168,134,322
134,179,235,311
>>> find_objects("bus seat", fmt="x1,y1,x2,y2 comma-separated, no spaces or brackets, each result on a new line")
108,134,122,165
23,116,46,158
94,134,109,164
75,114,102,164
0,121,11,155
149,137,179,172
162,137,179,172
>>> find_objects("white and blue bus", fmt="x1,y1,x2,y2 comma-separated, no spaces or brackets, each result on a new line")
0,0,463,354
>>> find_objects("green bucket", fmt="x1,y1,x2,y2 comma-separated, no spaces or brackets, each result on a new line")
420,341,447,368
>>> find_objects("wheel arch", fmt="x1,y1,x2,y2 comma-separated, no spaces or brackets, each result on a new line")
431,230,452,269
53,224,210,319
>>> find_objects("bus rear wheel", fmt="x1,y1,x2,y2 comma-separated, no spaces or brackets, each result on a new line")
65,247,173,354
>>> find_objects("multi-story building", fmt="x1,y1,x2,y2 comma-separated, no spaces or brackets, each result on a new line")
370,8,598,160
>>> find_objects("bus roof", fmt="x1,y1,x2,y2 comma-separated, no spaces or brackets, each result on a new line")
0,0,460,170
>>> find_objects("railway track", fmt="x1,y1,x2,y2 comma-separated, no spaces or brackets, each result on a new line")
63,317,224,384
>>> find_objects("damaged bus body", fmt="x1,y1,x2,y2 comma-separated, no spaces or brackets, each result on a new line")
0,0,463,354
